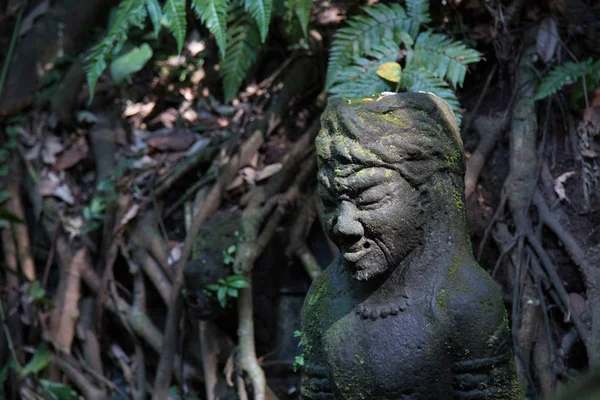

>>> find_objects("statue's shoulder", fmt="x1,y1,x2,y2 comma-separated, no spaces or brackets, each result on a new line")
441,258,508,351
441,259,522,399
303,255,340,312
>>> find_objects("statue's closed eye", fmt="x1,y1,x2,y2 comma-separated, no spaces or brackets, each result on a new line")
357,186,389,208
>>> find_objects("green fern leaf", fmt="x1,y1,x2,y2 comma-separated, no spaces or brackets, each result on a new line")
402,66,462,127
163,0,187,55
411,30,481,88
145,0,163,37
534,59,594,101
286,0,311,38
191,0,229,57
406,0,431,24
84,0,147,100
329,39,399,98
245,0,273,42
326,3,420,90
221,9,261,102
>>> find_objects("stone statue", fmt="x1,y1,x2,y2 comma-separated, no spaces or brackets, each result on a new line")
301,92,522,399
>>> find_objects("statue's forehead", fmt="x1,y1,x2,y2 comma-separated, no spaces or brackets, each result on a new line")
317,165,394,193
316,131,384,164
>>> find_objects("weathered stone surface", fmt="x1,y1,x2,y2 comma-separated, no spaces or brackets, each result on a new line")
301,92,522,399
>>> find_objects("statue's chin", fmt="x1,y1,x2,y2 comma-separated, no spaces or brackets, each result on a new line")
344,260,386,281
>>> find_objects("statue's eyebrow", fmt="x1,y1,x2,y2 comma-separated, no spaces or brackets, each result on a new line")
337,167,394,194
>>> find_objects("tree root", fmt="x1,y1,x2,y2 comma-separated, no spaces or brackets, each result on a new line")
464,113,508,200
49,247,85,354
287,192,322,280
152,57,319,396
490,42,599,397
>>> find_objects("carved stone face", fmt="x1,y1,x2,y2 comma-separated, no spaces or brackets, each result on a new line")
318,164,424,280
315,93,466,280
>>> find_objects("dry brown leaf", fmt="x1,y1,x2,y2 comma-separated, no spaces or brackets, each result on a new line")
147,128,196,151
133,155,158,169
59,214,84,239
38,173,75,205
117,204,140,231
53,137,88,171
76,111,100,123
241,166,256,185
150,108,178,128
123,101,156,118
317,8,343,24
553,171,576,202
255,163,283,182
168,241,182,265
536,18,559,63
42,135,64,165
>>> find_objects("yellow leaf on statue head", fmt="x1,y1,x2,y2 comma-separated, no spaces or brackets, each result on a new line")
376,62,402,83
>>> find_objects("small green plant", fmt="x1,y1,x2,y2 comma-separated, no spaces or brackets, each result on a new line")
0,302,77,399
81,158,134,234
84,0,311,103
534,58,600,102
326,1,481,127
222,244,237,266
204,274,249,308
293,329,309,372
293,353,304,372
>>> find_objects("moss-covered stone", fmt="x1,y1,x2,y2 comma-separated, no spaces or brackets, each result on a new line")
301,93,521,400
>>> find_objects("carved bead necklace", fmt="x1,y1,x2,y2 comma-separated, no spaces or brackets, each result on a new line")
355,295,410,320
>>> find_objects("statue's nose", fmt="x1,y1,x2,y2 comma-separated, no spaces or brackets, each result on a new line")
333,201,364,242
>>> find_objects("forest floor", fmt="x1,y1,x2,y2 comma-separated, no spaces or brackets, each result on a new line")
1,0,600,399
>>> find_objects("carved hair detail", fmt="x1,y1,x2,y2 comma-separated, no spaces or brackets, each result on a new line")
316,92,465,186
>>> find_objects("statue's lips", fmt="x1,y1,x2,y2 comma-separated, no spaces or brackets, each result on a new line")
342,245,371,263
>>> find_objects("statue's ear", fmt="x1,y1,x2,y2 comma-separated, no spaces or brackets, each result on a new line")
418,186,431,209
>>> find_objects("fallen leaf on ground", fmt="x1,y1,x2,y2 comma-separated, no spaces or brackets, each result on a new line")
226,174,245,191
133,155,157,169
255,163,283,182
554,171,576,202
147,128,196,151
150,108,178,128
536,17,559,63
76,111,100,123
38,173,75,205
168,242,182,265
117,204,140,230
54,137,88,171
123,101,156,118
42,135,64,165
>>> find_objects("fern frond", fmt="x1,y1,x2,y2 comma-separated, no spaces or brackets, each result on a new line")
406,0,431,24
534,58,595,101
329,39,399,98
145,0,162,37
191,0,229,57
285,0,311,38
326,3,421,89
411,30,481,88
245,0,273,42
163,0,187,55
221,9,261,102
402,66,462,127
84,0,147,99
